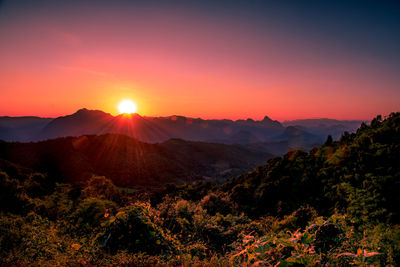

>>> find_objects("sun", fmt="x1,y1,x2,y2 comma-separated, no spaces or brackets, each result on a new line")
118,99,137,114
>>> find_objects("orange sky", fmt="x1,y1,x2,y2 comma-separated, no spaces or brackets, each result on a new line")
0,1,399,121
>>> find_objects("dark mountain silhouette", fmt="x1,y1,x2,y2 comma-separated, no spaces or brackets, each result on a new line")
41,109,170,143
40,109,114,139
244,126,322,156
1,109,284,144
0,109,363,155
148,115,284,143
282,118,364,128
273,126,323,148
2,109,284,144
0,116,52,142
0,134,273,187
283,118,364,140
225,130,261,144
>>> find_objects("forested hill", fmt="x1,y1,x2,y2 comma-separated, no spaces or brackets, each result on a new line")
0,134,272,186
219,112,400,221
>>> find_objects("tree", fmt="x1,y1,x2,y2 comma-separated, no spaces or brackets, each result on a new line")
325,135,333,146
81,176,121,202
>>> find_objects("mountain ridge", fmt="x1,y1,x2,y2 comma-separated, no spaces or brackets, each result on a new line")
0,133,273,187
0,108,364,155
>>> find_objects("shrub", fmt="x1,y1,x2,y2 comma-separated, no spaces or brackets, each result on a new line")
0,214,27,259
24,173,52,198
99,202,179,254
81,176,121,202
69,197,118,235
0,171,31,214
280,205,318,231
200,191,236,216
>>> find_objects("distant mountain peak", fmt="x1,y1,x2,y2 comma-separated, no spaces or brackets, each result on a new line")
73,108,109,116
259,115,282,128
284,126,303,135
73,108,91,116
262,116,272,122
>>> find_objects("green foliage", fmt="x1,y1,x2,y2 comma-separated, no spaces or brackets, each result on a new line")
279,205,318,231
24,172,53,198
200,191,236,216
99,202,179,254
222,112,400,225
69,197,118,235
0,171,31,214
0,213,27,258
81,175,121,202
33,183,74,220
230,215,387,266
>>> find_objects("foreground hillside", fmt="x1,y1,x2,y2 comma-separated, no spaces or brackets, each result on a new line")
0,134,272,186
0,112,398,266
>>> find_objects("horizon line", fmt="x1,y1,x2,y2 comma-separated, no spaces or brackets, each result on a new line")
0,107,375,122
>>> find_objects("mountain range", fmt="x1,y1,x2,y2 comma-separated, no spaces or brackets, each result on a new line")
0,108,364,156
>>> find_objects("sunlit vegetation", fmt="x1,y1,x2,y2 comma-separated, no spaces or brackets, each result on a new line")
0,112,399,265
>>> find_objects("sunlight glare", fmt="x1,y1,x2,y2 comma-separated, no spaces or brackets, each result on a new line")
118,99,137,114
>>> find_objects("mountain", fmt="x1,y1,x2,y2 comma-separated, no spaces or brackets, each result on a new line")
41,109,170,143
0,116,53,142
0,134,273,187
273,125,323,149
282,118,364,128
283,118,364,140
243,126,323,156
225,130,261,144
1,109,285,144
146,114,284,143
40,109,113,139
0,109,364,156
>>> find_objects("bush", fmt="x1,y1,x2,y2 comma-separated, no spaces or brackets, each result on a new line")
99,202,179,254
200,192,236,216
33,184,73,220
69,197,118,235
313,222,344,254
0,171,31,214
0,214,27,259
24,173,52,198
82,176,121,203
280,205,318,231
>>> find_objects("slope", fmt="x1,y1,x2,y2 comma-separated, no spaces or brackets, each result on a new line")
0,134,273,187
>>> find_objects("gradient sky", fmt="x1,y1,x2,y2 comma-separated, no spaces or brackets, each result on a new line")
0,0,399,120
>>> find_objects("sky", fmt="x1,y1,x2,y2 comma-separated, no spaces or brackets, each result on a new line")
0,0,399,120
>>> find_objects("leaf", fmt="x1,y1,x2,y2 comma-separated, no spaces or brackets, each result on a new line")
364,251,380,257
71,243,81,250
